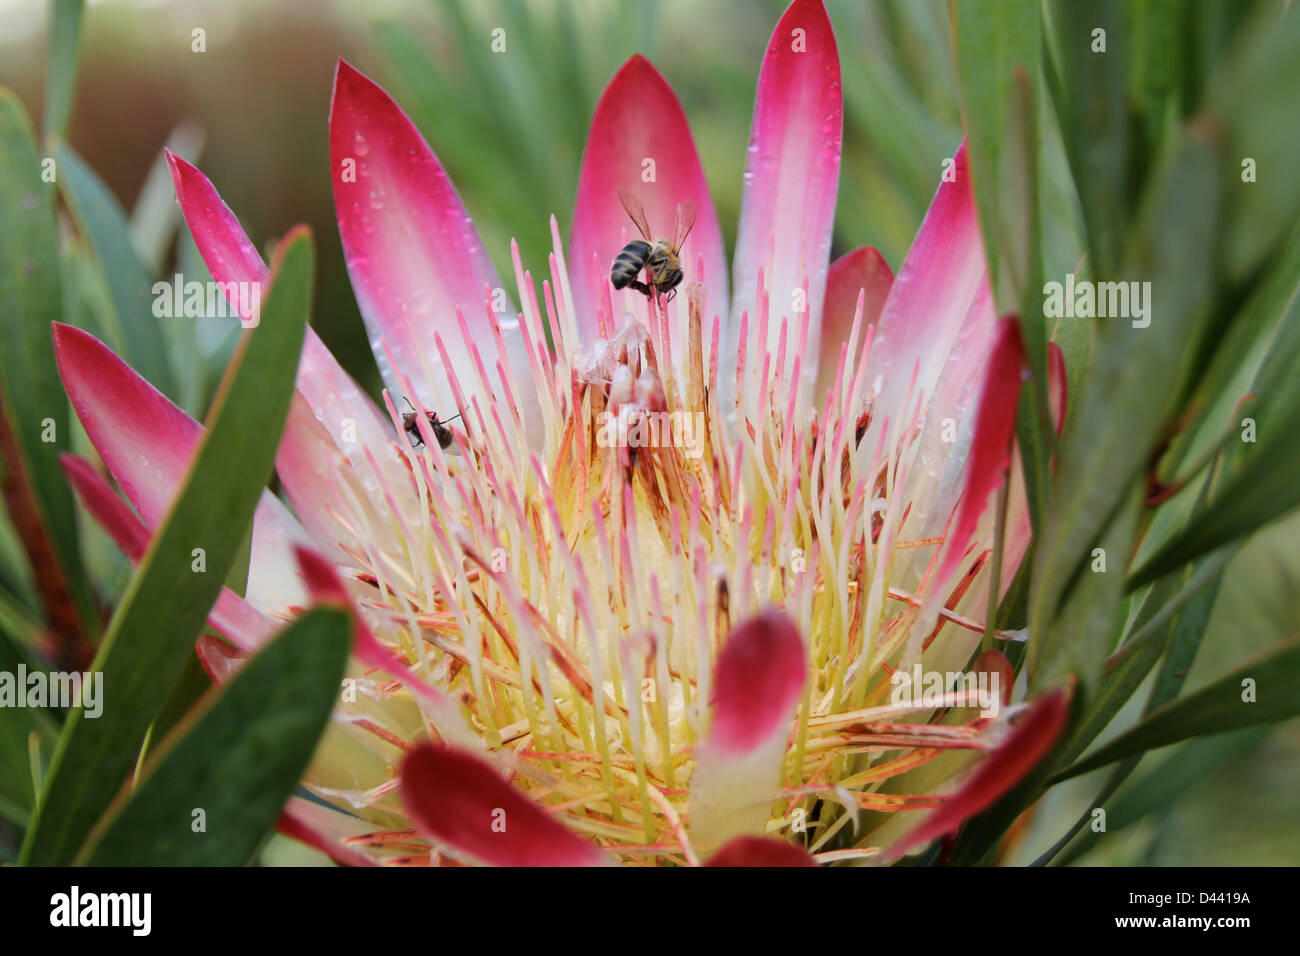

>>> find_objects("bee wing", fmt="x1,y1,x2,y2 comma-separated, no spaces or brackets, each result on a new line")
671,199,697,251
618,189,654,242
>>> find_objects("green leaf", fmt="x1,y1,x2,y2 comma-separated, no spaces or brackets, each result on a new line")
1127,0,1192,147
77,607,351,866
1157,224,1300,485
1027,129,1221,676
146,647,215,754
0,624,57,827
18,228,313,866
1057,451,1231,762
1043,0,1133,278
0,88,94,640
1209,3,1300,283
1032,559,1226,864
1051,633,1300,781
1049,727,1266,866
1110,731,1270,830
952,0,1052,533
1111,546,1234,668
42,0,84,141
146,525,252,754
56,143,176,400
956,458,1222,864
1129,268,1300,587
1030,488,1139,703
952,0,1039,316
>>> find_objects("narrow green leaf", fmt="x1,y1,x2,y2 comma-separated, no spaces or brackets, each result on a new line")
0,580,43,650
56,143,176,399
1078,728,1271,864
1049,727,1265,866
1129,273,1300,587
1158,225,1300,484
1027,130,1221,673
1033,560,1225,864
952,1,1052,533
77,607,350,866
1044,0,1132,278
1030,488,1139,703
43,0,85,141
1127,0,1191,144
147,525,252,753
0,89,94,639
1058,452,1230,764
146,647,214,755
0,625,57,826
1209,3,1300,283
952,0,1040,315
1051,633,1300,781
1112,546,1234,669
19,229,313,866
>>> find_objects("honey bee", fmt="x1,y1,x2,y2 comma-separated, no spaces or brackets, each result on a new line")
609,189,696,302
402,399,460,450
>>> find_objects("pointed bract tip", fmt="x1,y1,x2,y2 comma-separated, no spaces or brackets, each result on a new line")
163,147,197,178
333,58,362,83
330,58,374,117
776,0,837,40
617,53,661,79
50,321,97,369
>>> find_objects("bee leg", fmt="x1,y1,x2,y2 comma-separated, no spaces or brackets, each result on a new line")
628,278,653,297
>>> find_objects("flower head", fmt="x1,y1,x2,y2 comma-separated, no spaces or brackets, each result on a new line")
56,0,1070,866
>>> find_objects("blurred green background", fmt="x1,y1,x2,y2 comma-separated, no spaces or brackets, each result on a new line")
0,0,1294,865
1,0,1018,400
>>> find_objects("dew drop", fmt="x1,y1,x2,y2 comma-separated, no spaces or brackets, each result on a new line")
408,292,432,316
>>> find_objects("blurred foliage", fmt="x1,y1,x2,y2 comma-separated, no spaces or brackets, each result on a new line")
373,0,1082,302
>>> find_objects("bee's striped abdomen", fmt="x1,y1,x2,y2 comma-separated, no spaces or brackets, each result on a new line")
610,239,652,289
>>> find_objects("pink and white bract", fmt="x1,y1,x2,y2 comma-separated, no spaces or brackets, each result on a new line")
56,0,1072,866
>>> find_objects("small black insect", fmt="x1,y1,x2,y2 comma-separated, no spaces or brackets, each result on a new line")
402,399,461,450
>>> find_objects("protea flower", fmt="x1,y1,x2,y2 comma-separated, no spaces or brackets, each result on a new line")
55,0,1072,867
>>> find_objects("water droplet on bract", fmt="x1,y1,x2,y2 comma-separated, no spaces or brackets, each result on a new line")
353,132,370,156
920,443,941,478
408,292,432,316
